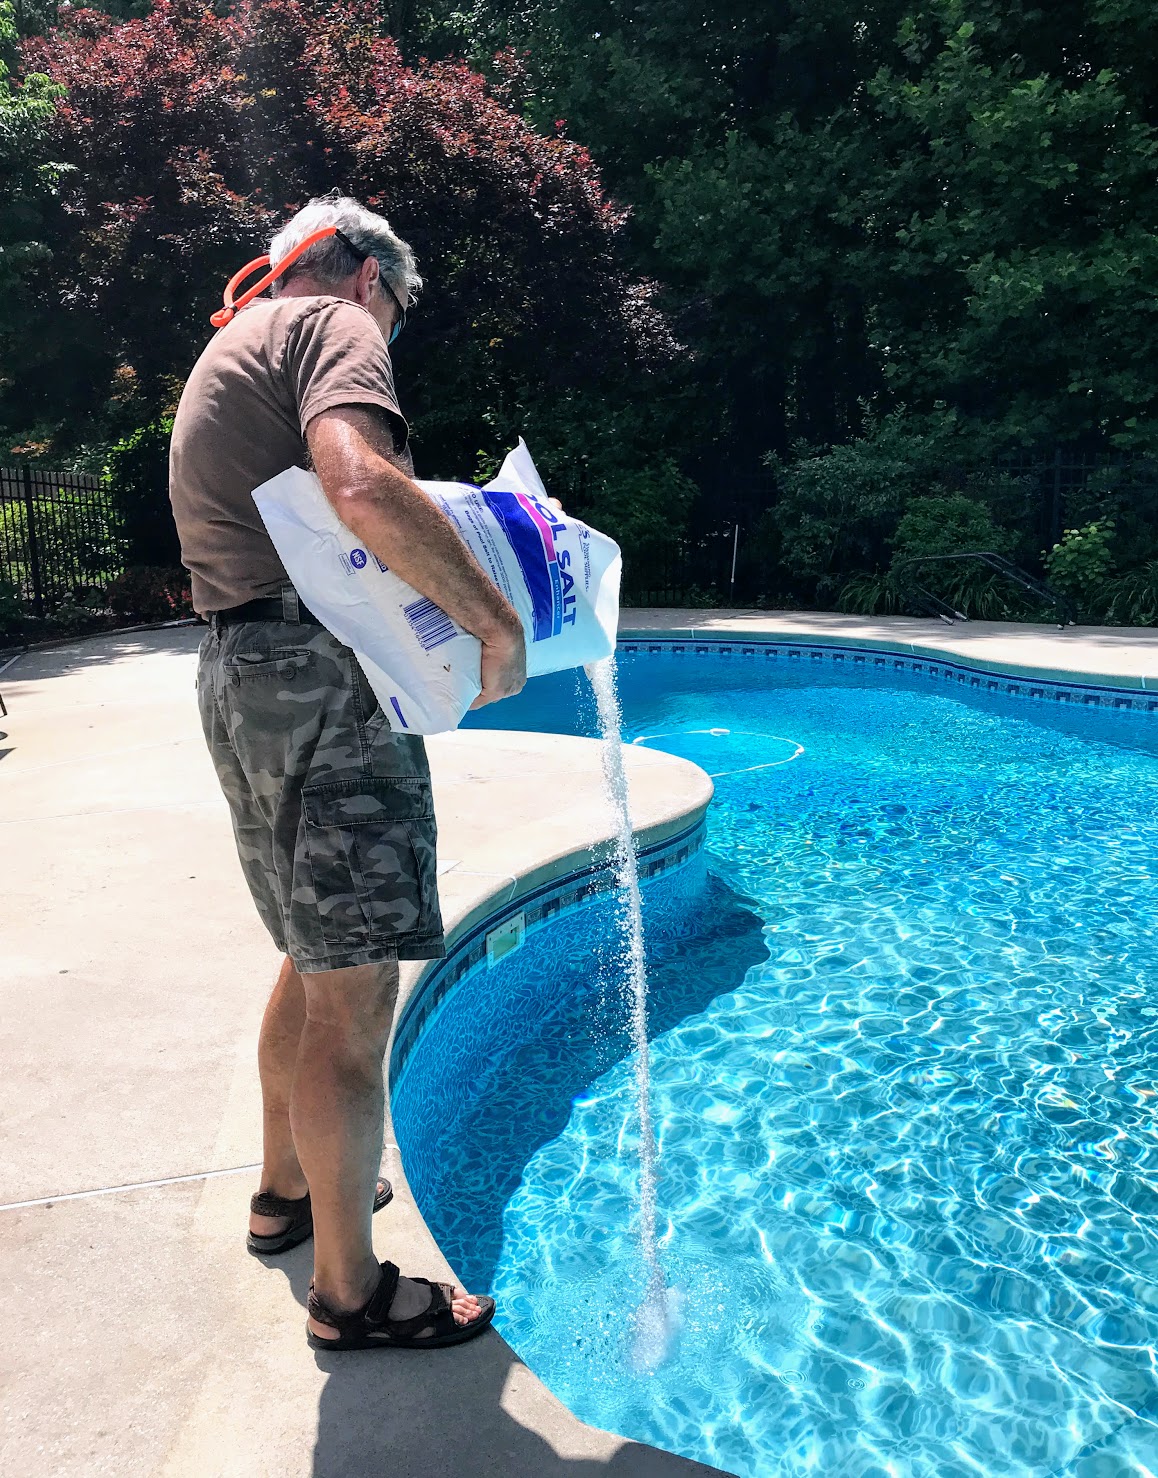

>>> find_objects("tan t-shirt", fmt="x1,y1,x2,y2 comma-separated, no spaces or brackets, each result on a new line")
170,295,408,613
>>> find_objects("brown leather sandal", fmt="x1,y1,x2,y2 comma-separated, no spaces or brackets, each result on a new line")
246,1178,393,1256
306,1260,496,1351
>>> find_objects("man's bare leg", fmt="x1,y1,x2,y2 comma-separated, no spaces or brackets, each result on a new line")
291,960,482,1336
249,956,309,1239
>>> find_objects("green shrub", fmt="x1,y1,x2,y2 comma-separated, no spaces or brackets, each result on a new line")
1061,463,1158,573
106,565,192,623
1043,521,1116,598
42,599,118,638
1102,562,1158,627
892,494,1015,565
0,577,26,638
882,493,1029,618
0,579,118,643
836,572,906,616
764,409,1007,600
104,419,181,567
768,435,919,588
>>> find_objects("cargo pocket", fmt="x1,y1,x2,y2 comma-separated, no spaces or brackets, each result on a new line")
301,777,441,949
223,650,314,683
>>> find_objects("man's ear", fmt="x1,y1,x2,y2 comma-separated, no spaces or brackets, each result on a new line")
356,255,379,307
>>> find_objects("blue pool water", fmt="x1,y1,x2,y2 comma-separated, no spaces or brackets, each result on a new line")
393,651,1158,1477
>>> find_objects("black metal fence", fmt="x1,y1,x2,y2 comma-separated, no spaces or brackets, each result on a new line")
4,447,1157,616
992,446,1158,550
622,449,1158,607
0,468,127,616
622,469,778,606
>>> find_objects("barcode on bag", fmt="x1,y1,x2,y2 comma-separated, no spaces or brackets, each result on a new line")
403,596,457,652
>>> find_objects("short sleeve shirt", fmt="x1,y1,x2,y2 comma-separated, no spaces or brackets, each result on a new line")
169,296,408,613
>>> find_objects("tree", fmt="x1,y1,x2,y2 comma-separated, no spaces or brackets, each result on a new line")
10,0,687,554
434,0,915,467
0,0,65,434
15,0,1158,610
445,0,1158,460
861,0,1158,450
436,0,1158,608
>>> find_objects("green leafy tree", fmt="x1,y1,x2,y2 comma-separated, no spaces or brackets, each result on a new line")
104,418,180,566
6,0,693,582
0,0,64,420
444,0,1158,540
864,1,1158,450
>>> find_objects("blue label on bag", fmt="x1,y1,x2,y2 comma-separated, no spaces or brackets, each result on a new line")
481,489,576,641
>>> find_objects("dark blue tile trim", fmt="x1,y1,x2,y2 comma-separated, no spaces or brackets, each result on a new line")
389,816,707,1088
616,637,1158,714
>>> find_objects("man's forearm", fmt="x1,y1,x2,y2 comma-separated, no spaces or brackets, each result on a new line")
336,477,517,642
306,406,520,643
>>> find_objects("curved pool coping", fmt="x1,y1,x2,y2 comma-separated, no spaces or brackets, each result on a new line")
384,727,723,1475
392,729,716,1099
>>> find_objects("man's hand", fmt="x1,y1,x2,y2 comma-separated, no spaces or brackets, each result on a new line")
471,621,527,710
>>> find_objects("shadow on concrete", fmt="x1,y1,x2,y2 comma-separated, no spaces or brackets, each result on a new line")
311,1336,719,1477
264,1251,723,1478
0,624,204,685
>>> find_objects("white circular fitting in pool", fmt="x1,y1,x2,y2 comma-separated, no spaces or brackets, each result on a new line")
631,727,805,778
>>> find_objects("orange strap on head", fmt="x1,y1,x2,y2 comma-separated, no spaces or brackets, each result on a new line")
210,225,342,328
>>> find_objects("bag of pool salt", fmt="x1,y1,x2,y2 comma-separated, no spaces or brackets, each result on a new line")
250,440,621,733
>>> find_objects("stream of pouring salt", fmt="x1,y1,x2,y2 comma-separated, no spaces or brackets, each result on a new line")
586,656,675,1371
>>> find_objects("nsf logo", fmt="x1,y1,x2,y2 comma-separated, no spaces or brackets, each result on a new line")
350,548,368,570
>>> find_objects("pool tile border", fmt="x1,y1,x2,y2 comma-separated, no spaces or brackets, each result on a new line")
617,636,1158,714
390,816,707,1089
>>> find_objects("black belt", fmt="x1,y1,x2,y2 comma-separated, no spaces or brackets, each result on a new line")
208,596,322,627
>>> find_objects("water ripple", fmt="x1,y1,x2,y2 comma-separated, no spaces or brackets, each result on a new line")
397,666,1158,1477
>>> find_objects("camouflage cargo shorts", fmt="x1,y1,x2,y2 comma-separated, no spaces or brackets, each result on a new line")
197,617,445,972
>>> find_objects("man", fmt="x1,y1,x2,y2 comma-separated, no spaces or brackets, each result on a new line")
170,195,525,1350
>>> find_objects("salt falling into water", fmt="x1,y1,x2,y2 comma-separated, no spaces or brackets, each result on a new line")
586,655,674,1371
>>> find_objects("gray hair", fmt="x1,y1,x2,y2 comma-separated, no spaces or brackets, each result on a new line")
268,195,422,302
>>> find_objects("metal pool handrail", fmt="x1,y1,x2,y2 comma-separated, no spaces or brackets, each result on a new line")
892,551,1077,630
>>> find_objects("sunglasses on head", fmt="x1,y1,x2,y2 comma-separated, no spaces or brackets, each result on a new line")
333,229,407,345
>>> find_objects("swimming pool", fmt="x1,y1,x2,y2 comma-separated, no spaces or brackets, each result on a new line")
393,645,1158,1477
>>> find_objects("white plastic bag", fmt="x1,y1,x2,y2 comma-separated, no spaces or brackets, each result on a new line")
250,440,621,733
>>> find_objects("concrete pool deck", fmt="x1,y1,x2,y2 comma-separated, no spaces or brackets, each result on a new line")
0,627,716,1478
2,608,1154,1476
